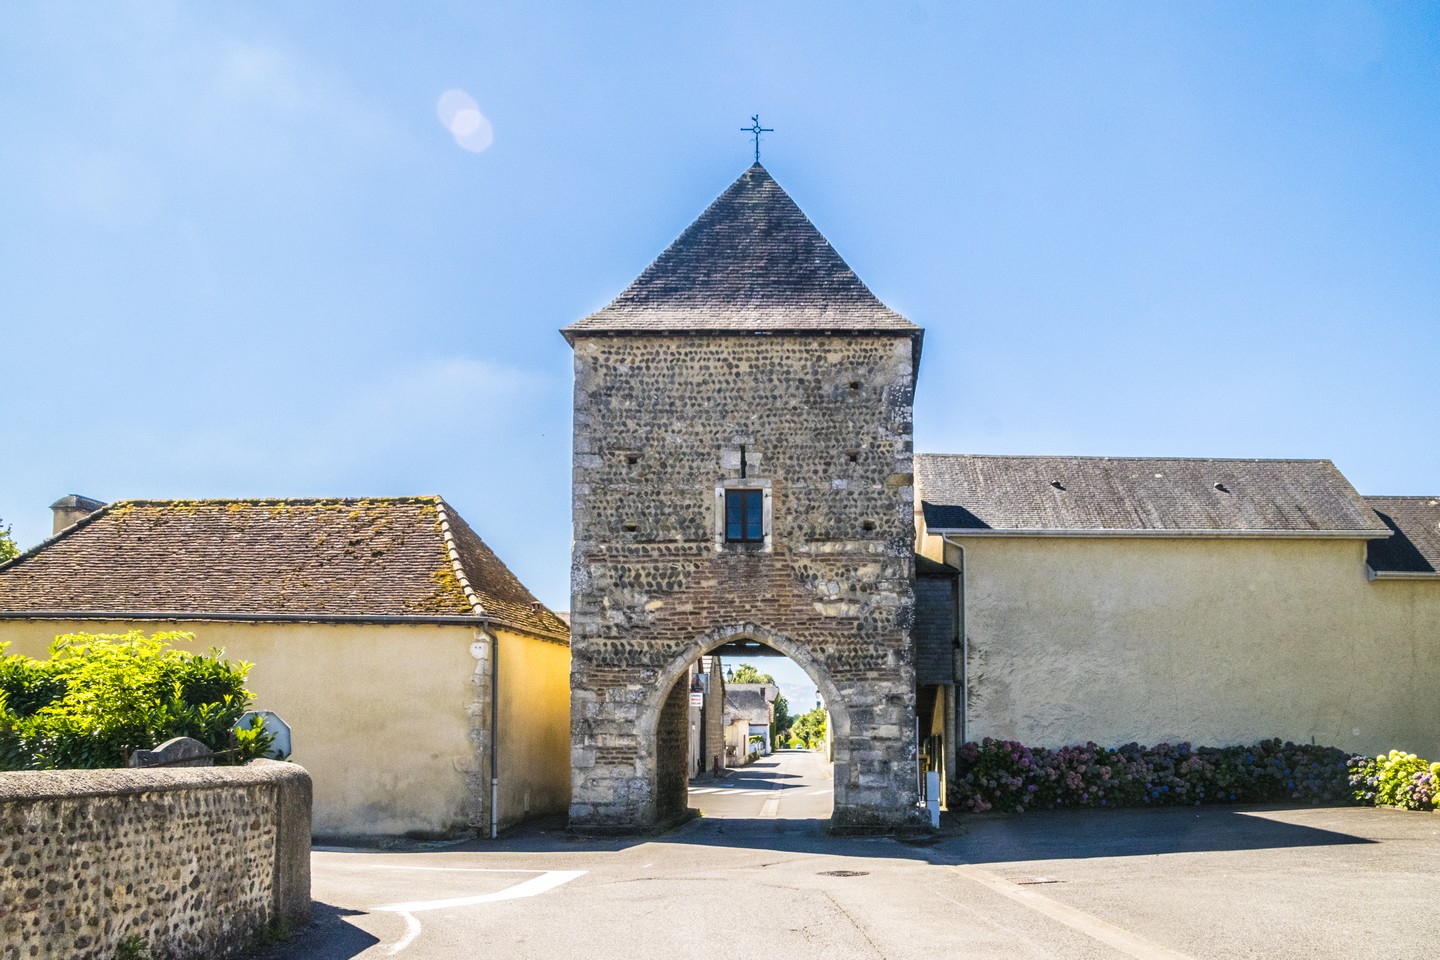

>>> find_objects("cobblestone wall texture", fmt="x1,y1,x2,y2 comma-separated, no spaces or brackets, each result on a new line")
0,761,311,960
570,333,923,831
655,677,691,822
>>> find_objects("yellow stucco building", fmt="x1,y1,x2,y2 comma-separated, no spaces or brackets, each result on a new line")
0,496,571,838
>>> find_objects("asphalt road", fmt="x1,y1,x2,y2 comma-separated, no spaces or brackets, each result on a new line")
685,746,834,821
271,753,1440,960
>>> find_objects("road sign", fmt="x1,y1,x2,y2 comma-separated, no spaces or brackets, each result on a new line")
235,710,293,760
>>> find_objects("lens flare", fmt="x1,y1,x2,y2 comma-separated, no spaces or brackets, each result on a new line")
436,89,493,153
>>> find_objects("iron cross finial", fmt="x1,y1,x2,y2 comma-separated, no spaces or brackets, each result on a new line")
742,114,773,163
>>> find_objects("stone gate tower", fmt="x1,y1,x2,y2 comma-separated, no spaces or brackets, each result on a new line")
563,163,924,832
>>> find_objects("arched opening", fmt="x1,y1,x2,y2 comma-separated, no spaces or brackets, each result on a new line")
641,624,851,831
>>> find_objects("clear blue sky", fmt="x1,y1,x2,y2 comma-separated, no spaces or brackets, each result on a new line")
3,2,1438,630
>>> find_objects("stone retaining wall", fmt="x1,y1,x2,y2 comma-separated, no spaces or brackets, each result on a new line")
0,760,311,960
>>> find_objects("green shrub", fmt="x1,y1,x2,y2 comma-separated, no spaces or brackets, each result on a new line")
0,631,272,771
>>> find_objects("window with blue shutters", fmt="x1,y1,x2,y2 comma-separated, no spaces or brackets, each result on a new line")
725,489,764,543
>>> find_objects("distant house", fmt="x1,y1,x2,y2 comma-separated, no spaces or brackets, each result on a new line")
0,495,571,837
724,683,776,762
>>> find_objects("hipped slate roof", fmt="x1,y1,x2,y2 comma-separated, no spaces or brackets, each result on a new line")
0,497,569,640
562,163,918,339
917,455,1388,537
1365,497,1440,576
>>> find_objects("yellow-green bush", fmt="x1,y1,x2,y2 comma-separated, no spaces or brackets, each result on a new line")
0,630,270,770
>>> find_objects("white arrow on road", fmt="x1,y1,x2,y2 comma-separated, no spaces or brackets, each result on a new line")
375,869,585,913
373,869,586,955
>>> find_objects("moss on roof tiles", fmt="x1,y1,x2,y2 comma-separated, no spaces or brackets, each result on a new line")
0,496,568,641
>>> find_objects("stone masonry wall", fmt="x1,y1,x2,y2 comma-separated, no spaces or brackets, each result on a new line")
655,677,690,823
0,761,311,960
570,333,923,831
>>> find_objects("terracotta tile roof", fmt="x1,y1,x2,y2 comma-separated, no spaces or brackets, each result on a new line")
0,497,568,640
562,163,918,339
1365,497,1440,576
917,454,1388,537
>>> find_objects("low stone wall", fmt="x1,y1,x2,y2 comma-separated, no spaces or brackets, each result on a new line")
0,760,311,960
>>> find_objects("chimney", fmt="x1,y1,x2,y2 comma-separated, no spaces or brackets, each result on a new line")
50,495,106,535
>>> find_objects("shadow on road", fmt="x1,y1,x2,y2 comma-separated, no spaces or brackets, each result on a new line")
475,803,1373,868
254,902,377,960
700,769,806,783
652,804,1373,865
941,805,1375,865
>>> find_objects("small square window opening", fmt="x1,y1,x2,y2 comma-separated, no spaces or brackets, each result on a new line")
725,489,764,543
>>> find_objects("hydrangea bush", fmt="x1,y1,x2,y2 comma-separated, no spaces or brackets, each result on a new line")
953,738,1355,814
1347,750,1440,811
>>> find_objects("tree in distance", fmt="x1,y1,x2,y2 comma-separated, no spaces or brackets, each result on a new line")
0,517,17,564
791,706,828,750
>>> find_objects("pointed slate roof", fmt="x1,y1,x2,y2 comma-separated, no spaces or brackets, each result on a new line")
0,497,569,641
563,163,918,339
916,455,1389,537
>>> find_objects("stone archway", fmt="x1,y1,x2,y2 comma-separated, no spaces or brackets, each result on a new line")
640,624,852,825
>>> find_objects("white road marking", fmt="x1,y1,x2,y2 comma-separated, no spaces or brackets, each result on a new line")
688,787,719,794
371,869,586,955
387,912,422,956
344,864,547,873
759,794,781,818
376,869,586,913
950,864,1194,960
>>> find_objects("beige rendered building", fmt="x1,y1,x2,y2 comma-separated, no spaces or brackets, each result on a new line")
0,495,571,837
914,455,1440,769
